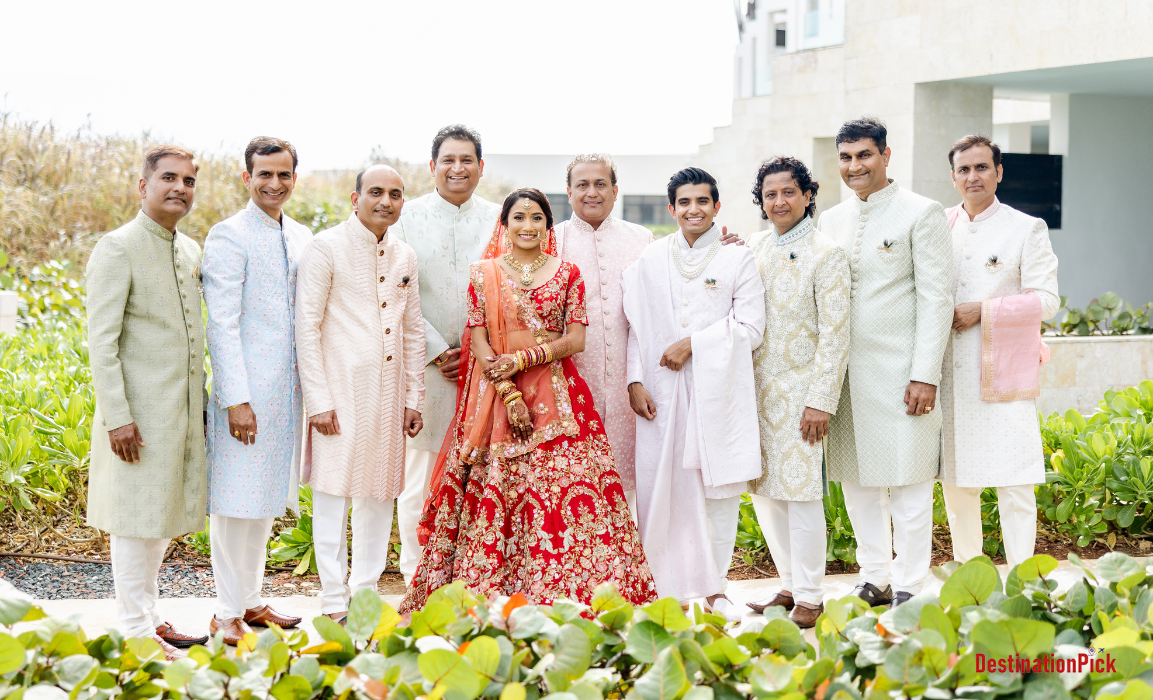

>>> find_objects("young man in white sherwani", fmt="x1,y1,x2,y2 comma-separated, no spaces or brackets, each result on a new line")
391,126,499,584
819,118,954,607
553,154,654,521
938,135,1059,567
623,167,765,621
742,157,851,627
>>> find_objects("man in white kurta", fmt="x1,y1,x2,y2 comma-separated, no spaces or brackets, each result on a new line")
819,119,953,606
622,168,765,619
554,154,654,517
202,138,311,643
939,136,1059,567
296,166,425,617
391,126,499,584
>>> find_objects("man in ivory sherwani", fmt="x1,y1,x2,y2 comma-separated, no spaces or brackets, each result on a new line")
622,167,765,621
296,165,425,621
819,118,954,607
939,135,1058,568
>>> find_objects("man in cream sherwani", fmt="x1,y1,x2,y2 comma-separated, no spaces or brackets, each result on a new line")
939,135,1058,567
623,167,765,621
296,165,425,621
743,157,850,627
819,118,953,607
391,125,499,584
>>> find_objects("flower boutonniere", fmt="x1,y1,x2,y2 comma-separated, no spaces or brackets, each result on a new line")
985,254,1002,270
703,277,720,296
398,275,411,288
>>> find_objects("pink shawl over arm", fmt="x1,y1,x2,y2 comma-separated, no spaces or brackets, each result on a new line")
980,292,1051,402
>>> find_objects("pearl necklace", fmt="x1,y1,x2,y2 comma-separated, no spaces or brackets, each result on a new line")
504,252,549,286
670,236,720,280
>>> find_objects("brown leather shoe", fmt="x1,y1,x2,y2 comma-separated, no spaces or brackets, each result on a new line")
244,605,302,629
151,634,188,660
789,602,824,629
209,616,254,646
155,621,209,648
746,591,794,613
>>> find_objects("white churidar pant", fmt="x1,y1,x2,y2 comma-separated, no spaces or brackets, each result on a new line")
209,514,273,620
398,447,437,583
840,479,933,594
624,489,638,527
110,535,169,638
312,489,394,614
750,494,826,605
704,495,741,593
941,482,1036,568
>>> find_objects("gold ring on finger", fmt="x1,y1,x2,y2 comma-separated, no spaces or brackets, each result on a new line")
234,431,240,437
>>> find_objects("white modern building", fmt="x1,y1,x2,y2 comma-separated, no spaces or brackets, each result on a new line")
696,0,1153,308
482,153,693,230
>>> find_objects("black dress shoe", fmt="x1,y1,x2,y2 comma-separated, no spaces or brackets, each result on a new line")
892,591,915,607
850,582,893,606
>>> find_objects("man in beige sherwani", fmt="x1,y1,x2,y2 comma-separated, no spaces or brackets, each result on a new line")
86,145,210,658
819,118,953,608
296,164,425,620
939,135,1058,568
743,156,850,627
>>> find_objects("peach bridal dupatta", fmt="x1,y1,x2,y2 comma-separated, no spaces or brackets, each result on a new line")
980,292,1051,402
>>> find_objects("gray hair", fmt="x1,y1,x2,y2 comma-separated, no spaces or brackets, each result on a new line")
566,153,618,186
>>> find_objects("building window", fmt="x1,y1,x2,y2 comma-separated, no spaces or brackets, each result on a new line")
622,195,676,227
545,194,573,224
801,0,845,49
775,26,787,48
998,154,1062,229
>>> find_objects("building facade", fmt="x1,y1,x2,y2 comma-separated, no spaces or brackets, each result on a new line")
696,0,1153,308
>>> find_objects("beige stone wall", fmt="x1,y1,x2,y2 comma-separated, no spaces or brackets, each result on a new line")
1038,336,1153,416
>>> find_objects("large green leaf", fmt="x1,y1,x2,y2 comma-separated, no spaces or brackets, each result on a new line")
970,618,1054,660
749,657,795,694
54,655,98,691
1096,553,1141,583
347,588,383,644
1016,555,1059,582
918,604,956,652
939,560,998,608
0,633,24,675
313,615,354,652
883,643,927,686
759,619,805,658
550,624,592,680
625,621,676,664
630,647,687,700
0,581,34,625
419,649,480,700
270,675,314,700
464,636,501,679
411,602,457,638
702,637,750,667
641,598,691,631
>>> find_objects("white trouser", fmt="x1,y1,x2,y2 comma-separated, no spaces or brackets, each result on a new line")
110,535,169,638
312,490,395,614
750,495,826,606
209,514,273,620
841,479,933,595
624,489,638,527
398,447,437,584
704,495,741,593
941,482,1036,568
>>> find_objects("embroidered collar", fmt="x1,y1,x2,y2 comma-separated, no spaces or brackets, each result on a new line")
347,213,389,245
677,224,720,250
246,199,283,229
962,197,1001,224
136,210,176,241
857,179,899,208
569,214,616,233
432,189,475,214
774,216,813,246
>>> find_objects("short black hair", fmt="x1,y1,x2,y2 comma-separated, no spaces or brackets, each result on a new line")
836,117,887,151
500,188,554,231
752,156,819,220
949,134,1002,169
431,124,482,162
667,167,719,207
245,136,298,174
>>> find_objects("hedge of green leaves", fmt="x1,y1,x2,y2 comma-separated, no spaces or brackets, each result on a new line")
3,552,1153,700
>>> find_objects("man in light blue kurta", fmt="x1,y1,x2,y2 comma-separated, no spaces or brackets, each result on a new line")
201,138,312,642
390,125,500,582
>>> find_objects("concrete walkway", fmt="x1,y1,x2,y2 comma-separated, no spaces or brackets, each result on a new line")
17,558,1099,645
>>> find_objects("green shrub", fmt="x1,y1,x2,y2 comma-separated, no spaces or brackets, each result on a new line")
1044,293,1153,336
3,553,1152,700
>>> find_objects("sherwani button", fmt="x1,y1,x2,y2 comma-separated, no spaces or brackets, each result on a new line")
596,235,602,241
381,302,387,308
598,252,605,257
605,325,611,330
859,215,867,222
965,253,972,259
379,276,385,282
385,328,391,334
682,299,689,305
606,340,613,346
386,355,393,361
681,322,688,327
602,294,608,300
604,309,610,315
600,265,607,271
379,250,384,256
955,361,962,368
601,278,607,284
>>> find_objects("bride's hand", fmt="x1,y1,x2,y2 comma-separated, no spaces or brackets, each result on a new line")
506,398,532,440
485,354,519,382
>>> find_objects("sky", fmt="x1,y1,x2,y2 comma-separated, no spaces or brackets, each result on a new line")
0,0,738,171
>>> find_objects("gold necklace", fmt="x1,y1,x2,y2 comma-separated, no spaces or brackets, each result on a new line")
504,251,549,286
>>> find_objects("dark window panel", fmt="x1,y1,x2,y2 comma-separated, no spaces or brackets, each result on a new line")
999,153,1062,229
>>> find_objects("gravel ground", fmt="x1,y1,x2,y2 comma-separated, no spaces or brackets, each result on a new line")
0,558,404,600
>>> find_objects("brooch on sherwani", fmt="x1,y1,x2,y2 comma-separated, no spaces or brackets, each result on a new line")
985,255,1002,270
398,275,411,288
877,239,897,262
704,278,720,297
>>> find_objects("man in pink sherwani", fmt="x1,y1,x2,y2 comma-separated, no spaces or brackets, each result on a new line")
553,154,654,518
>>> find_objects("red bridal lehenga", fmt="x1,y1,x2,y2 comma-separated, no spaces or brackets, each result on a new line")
399,226,656,611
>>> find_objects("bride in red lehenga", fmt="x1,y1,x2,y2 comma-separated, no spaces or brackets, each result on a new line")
399,188,656,611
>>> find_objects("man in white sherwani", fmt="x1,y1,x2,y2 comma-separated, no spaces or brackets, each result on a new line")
553,154,654,520
939,135,1058,567
819,118,954,607
202,137,311,644
623,167,765,621
296,165,425,621
391,125,499,584
743,157,850,628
